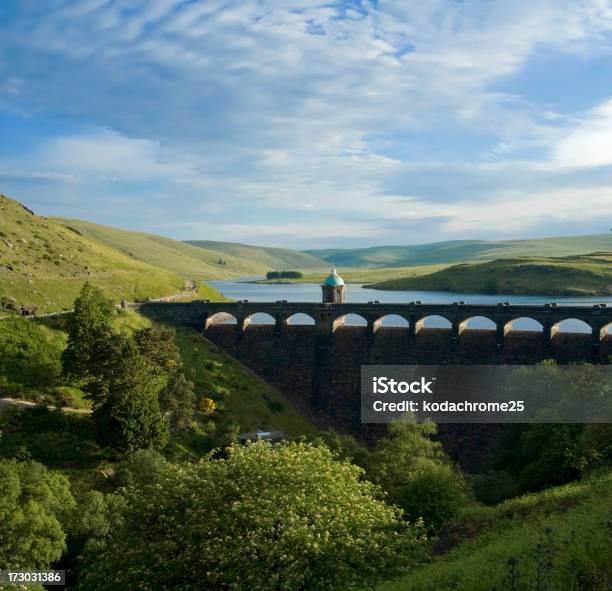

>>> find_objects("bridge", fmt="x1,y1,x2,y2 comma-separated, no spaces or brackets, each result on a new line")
136,299,612,468
136,300,612,355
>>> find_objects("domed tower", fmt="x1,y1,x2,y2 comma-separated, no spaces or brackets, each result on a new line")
321,268,346,303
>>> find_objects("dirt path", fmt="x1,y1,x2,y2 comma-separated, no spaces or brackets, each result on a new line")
0,397,91,414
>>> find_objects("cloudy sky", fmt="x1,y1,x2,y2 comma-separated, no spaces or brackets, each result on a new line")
1,0,612,248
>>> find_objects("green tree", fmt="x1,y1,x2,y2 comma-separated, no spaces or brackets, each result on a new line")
491,361,612,492
77,442,426,591
0,459,75,573
367,415,467,531
159,374,196,433
133,325,182,378
86,333,168,453
368,415,448,493
61,283,114,382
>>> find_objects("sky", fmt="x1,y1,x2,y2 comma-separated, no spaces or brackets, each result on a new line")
1,0,612,249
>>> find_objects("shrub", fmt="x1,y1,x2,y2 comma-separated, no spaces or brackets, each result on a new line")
398,464,468,532
0,458,75,571
472,471,520,506
77,442,426,591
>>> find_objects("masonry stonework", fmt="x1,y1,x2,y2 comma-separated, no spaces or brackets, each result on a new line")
137,300,612,469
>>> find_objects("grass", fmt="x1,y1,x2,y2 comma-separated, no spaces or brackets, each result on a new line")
252,264,451,284
186,239,328,270
379,471,612,591
175,326,317,436
56,218,272,280
308,235,612,268
367,253,612,296
0,194,187,313
0,309,314,433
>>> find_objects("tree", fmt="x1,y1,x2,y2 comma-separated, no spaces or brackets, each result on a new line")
86,333,168,453
133,325,182,378
61,283,114,382
368,415,448,494
0,459,75,573
367,415,467,531
490,362,612,492
159,374,196,433
77,442,426,591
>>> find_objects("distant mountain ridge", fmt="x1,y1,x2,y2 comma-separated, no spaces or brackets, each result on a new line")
367,253,612,296
185,240,328,270
307,235,612,268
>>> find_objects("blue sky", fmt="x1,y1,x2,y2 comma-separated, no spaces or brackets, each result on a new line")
1,0,612,248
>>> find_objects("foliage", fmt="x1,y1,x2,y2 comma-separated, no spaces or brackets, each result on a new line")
266,270,304,279
367,416,467,532
87,333,168,453
472,471,520,506
61,283,114,382
198,396,216,416
77,442,426,591
397,463,469,532
0,458,75,572
0,317,65,392
175,328,315,436
0,407,101,470
159,374,196,433
113,449,170,489
133,325,182,377
488,362,612,493
368,417,448,491
304,429,370,468
379,472,612,591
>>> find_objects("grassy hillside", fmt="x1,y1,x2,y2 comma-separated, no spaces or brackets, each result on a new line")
308,235,612,268
0,194,190,313
380,471,612,591
55,218,271,280
186,239,328,270
0,311,315,436
368,253,612,296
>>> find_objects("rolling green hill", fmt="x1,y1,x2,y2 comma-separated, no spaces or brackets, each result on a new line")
55,219,271,279
380,471,612,591
308,235,612,268
367,253,612,296
0,194,198,313
186,239,328,270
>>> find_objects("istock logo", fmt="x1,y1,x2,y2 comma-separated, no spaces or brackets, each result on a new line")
372,376,435,395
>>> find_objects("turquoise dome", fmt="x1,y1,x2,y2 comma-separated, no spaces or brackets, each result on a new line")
322,268,345,286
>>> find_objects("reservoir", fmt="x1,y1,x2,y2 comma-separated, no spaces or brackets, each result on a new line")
208,279,612,333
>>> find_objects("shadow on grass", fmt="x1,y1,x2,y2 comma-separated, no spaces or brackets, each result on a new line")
0,406,102,470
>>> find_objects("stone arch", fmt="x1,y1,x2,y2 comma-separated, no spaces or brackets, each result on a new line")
205,312,237,330
602,322,612,339
333,313,368,331
503,317,544,336
244,312,276,328
373,314,410,332
285,312,315,326
415,315,452,333
458,316,496,334
551,318,592,335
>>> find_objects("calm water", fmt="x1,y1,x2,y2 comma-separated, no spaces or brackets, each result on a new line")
208,279,612,333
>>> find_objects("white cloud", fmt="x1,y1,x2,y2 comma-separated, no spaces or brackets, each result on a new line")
552,98,612,167
37,130,197,180
1,1,612,245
